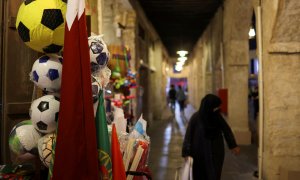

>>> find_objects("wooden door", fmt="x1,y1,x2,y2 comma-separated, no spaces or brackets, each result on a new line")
0,0,38,163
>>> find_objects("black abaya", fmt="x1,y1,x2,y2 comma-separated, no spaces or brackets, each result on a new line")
182,94,237,180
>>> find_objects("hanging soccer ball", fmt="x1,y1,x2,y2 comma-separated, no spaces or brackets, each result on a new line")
88,35,110,72
9,120,42,156
30,95,60,134
38,133,56,168
91,76,101,103
30,54,63,92
16,0,67,53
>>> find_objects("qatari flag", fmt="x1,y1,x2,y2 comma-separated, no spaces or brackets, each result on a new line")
52,0,99,179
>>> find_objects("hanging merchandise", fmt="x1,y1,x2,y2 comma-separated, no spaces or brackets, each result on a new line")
106,45,137,119
88,35,110,72
30,95,60,134
7,0,66,170
30,54,63,93
91,76,101,103
108,45,131,79
16,0,67,53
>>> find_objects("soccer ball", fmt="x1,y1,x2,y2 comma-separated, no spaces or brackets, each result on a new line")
9,120,42,156
88,35,110,72
30,95,60,134
92,76,101,103
38,133,56,168
30,54,63,92
16,0,67,53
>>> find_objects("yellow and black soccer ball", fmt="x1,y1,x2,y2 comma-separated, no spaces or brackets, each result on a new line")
16,0,67,53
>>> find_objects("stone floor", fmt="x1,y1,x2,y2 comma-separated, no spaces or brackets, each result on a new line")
147,104,258,180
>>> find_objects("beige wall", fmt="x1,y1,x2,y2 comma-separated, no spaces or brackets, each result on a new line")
261,0,300,179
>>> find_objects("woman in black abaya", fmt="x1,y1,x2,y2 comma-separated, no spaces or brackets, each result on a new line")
182,94,240,180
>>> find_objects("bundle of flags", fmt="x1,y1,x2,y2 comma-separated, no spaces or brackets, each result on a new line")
48,0,126,179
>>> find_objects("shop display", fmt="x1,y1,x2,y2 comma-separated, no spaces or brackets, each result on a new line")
9,0,151,179
122,115,150,180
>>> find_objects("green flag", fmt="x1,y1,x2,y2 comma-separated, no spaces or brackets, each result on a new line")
96,90,112,180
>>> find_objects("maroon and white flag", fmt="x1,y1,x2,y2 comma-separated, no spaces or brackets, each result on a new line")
52,0,99,179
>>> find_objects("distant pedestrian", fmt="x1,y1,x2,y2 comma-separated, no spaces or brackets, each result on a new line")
251,86,259,119
176,85,186,114
168,84,177,111
182,94,240,180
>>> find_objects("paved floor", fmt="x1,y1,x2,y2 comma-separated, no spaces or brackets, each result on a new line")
148,104,258,180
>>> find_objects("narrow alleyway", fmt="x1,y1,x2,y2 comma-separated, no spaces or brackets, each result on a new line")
148,104,258,180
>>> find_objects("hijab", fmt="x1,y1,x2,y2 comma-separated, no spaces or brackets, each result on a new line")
198,94,222,139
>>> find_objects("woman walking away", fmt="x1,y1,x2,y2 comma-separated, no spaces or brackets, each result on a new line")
182,94,240,180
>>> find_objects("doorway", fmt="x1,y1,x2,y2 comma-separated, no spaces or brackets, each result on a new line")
248,12,259,146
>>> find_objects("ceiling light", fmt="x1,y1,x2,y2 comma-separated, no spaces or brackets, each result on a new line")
249,27,255,39
177,50,188,57
175,65,183,71
176,61,185,66
178,57,187,62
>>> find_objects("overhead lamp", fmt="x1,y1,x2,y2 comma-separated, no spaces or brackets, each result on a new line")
176,61,185,66
248,27,256,39
178,56,187,62
176,50,188,57
175,65,183,71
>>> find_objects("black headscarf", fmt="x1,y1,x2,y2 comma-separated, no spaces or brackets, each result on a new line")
198,94,222,139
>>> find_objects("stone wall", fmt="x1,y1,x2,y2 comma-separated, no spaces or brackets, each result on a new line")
262,0,300,179
149,42,167,121
223,0,253,145
186,8,223,109
128,0,170,122
186,0,253,145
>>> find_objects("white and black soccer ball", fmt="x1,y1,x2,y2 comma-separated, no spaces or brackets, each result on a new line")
91,76,101,103
38,133,56,168
31,54,63,92
30,95,60,134
9,120,42,156
88,35,110,72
